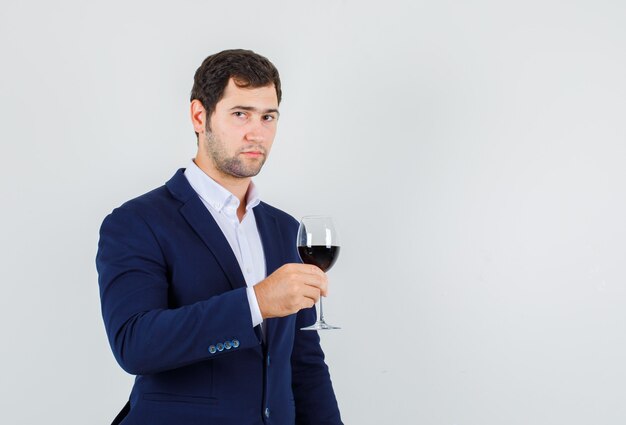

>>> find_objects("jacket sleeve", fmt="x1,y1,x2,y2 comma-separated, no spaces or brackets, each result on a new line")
96,206,261,375
291,306,343,425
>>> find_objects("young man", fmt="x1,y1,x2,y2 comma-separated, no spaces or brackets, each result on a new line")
96,49,343,425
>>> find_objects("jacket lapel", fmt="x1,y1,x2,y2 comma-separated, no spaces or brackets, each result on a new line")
253,203,284,276
166,169,247,291
254,202,286,346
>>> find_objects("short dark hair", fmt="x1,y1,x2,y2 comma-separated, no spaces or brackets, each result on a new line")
190,49,282,137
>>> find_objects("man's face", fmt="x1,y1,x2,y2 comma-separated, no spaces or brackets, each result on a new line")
202,78,279,179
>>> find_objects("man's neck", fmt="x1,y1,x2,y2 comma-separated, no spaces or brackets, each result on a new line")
193,157,250,221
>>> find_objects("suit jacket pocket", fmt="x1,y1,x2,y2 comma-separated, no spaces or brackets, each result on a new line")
142,392,219,405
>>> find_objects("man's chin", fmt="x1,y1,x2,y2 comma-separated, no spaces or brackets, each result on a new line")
226,167,264,179
218,157,265,178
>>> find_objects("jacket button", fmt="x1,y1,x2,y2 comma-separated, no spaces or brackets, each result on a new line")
232,339,240,348
208,345,216,354
264,407,270,418
224,341,232,350
216,343,224,352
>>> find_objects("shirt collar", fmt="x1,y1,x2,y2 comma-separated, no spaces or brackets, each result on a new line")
184,159,261,216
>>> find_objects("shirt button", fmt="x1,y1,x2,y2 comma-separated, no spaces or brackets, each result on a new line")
264,408,270,418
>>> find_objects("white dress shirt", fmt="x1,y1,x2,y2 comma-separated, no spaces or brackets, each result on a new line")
184,160,265,328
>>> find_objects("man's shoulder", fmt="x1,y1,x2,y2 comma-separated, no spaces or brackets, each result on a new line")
101,171,186,230
104,169,189,219
115,184,176,216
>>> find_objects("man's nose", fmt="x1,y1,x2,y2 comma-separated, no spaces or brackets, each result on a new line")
244,121,266,143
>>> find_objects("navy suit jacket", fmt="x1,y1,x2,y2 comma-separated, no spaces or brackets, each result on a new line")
96,169,342,425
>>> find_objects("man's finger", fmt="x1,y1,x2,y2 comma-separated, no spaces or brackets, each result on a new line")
292,263,326,277
301,285,321,304
301,275,327,293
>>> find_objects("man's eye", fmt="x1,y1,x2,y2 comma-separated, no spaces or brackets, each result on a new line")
263,115,276,121
233,111,246,118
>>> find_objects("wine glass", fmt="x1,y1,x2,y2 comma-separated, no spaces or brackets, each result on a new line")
297,216,341,330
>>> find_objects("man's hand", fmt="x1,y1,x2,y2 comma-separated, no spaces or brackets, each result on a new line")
253,263,328,319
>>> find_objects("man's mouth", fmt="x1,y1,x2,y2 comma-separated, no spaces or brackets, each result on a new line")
240,151,264,157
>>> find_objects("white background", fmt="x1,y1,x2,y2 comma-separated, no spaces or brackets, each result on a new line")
2,0,626,423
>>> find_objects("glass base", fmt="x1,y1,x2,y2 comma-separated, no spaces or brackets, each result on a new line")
300,320,341,331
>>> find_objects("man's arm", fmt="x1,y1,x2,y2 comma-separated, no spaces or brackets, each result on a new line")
96,206,260,375
291,306,343,425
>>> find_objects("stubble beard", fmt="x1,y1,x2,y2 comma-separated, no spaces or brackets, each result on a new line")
203,130,267,178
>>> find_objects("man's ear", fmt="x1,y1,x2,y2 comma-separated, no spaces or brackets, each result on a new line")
190,99,207,135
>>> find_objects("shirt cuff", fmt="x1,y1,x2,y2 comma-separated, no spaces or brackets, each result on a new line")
246,286,264,327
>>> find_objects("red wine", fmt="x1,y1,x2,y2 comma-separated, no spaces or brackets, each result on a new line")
298,245,340,272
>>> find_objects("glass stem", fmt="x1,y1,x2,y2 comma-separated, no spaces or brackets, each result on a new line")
319,297,325,322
